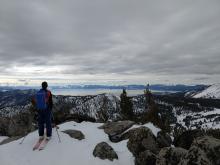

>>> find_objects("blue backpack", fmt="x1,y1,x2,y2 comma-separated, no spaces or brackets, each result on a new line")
36,90,48,110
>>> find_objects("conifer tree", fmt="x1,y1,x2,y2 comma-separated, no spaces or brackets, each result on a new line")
120,89,133,120
143,84,169,130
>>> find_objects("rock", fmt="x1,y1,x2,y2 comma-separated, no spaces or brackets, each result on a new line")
156,131,172,148
127,126,159,156
173,129,204,149
108,126,138,143
93,142,118,161
179,136,220,165
136,150,156,165
142,138,159,154
108,134,124,143
0,136,22,145
205,129,220,140
99,120,135,136
62,129,85,140
0,111,34,137
109,124,153,143
156,147,187,165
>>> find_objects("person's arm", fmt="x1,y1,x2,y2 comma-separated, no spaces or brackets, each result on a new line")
48,91,53,110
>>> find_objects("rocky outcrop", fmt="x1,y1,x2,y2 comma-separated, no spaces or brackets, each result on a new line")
107,127,135,143
99,120,135,136
106,125,140,143
156,131,172,148
173,129,204,149
179,136,220,165
62,130,85,140
136,150,157,165
93,142,118,161
156,147,187,165
0,111,34,137
127,126,159,157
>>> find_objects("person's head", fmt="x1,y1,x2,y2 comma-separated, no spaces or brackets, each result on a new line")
41,81,48,90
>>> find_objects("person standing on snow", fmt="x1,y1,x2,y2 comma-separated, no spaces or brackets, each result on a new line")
32,81,53,140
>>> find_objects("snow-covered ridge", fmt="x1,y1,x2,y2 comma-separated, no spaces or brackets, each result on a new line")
193,84,220,99
0,121,134,165
0,121,162,165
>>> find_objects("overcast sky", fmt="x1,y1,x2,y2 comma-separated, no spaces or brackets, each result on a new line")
0,0,220,86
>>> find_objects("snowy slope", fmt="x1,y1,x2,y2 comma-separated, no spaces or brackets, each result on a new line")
0,121,132,165
0,121,160,165
0,136,8,143
193,84,220,99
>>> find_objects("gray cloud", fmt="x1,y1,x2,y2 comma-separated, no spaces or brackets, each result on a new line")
0,0,220,85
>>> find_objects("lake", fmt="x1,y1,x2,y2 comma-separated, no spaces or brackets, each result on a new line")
52,88,145,96
51,88,174,96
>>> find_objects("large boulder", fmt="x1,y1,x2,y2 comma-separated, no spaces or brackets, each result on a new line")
108,125,142,143
179,136,220,165
93,142,118,161
127,126,159,156
156,131,172,148
156,147,187,165
62,129,85,140
99,120,135,136
136,150,156,165
173,129,204,149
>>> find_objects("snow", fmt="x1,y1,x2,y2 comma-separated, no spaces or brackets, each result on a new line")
143,123,161,135
199,108,220,116
0,121,134,165
121,122,161,137
0,136,8,143
193,84,220,99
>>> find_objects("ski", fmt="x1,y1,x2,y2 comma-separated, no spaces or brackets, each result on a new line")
38,138,50,150
33,139,44,151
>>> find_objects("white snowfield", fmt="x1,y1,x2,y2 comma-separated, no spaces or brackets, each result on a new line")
0,121,160,165
193,84,220,99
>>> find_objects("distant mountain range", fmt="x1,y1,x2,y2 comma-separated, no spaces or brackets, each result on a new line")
0,84,208,92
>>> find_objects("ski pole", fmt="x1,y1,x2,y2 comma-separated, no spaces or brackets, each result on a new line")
10,118,25,145
18,114,33,145
19,133,28,145
19,124,32,145
55,126,61,143
51,112,61,143
19,123,34,145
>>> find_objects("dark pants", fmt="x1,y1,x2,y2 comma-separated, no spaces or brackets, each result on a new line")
38,109,52,137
